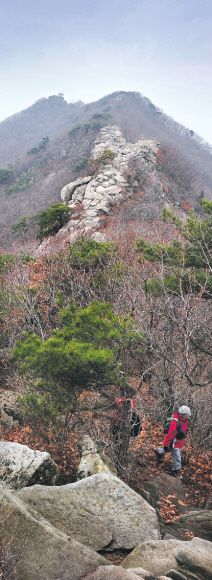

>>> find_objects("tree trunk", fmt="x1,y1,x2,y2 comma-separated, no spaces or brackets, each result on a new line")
118,399,131,466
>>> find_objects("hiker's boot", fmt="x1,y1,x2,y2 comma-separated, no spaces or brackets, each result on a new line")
153,449,164,462
172,469,182,478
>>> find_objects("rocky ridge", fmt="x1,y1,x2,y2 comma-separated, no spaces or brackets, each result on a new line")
59,126,161,243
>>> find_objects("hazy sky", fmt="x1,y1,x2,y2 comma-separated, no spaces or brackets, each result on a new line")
0,0,212,143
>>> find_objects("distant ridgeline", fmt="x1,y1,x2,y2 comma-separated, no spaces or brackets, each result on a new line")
0,91,212,189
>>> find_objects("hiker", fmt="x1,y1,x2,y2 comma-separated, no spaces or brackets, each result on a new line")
112,397,141,440
154,405,191,478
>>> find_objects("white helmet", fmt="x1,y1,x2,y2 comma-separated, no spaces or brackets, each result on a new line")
178,405,191,416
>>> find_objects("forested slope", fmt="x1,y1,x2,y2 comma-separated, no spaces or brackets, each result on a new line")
0,96,212,520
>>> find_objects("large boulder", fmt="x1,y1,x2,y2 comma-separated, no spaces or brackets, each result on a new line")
84,565,143,580
0,441,58,489
15,483,113,551
126,569,155,579
77,435,117,479
174,536,212,580
121,539,186,577
0,487,108,580
85,569,173,580
170,510,212,541
14,473,160,551
61,176,92,202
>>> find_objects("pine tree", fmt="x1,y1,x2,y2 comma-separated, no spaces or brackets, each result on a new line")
135,200,212,295
12,300,129,419
11,203,71,241
37,203,71,240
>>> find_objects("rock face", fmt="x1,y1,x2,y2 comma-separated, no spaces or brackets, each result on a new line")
15,482,113,552
171,509,212,541
14,473,160,551
122,537,212,580
61,175,92,202
0,441,58,489
86,567,161,580
1,436,211,580
174,537,212,580
121,539,184,577
84,565,143,580
59,126,161,242
0,487,108,580
77,435,117,479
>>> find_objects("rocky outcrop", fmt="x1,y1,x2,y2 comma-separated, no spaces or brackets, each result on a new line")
0,441,58,489
84,565,145,579
174,537,212,580
61,175,92,202
170,510,212,541
0,487,108,580
77,435,117,479
121,539,183,577
121,537,212,580
85,569,173,580
14,473,160,551
60,126,161,242
1,436,211,580
15,482,113,552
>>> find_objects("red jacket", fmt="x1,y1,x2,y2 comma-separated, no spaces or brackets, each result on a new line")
163,412,189,449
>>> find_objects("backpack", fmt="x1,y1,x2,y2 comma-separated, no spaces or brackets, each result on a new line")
163,416,186,440
131,411,142,437
112,410,142,438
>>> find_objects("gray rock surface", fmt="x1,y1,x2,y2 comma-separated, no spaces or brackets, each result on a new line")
174,536,212,579
164,571,192,580
77,435,117,479
0,441,58,489
15,483,113,551
0,487,108,580
171,510,212,541
84,565,143,580
121,539,185,576
61,175,92,201
126,569,155,579
14,473,160,550
59,126,161,244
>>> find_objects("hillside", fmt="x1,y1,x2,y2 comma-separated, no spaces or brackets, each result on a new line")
1,92,212,253
0,95,83,167
1,91,212,184
0,93,212,562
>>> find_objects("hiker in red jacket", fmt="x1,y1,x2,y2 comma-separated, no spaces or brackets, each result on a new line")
154,405,191,478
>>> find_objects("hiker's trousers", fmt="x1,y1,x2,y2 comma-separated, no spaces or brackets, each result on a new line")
158,446,181,470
